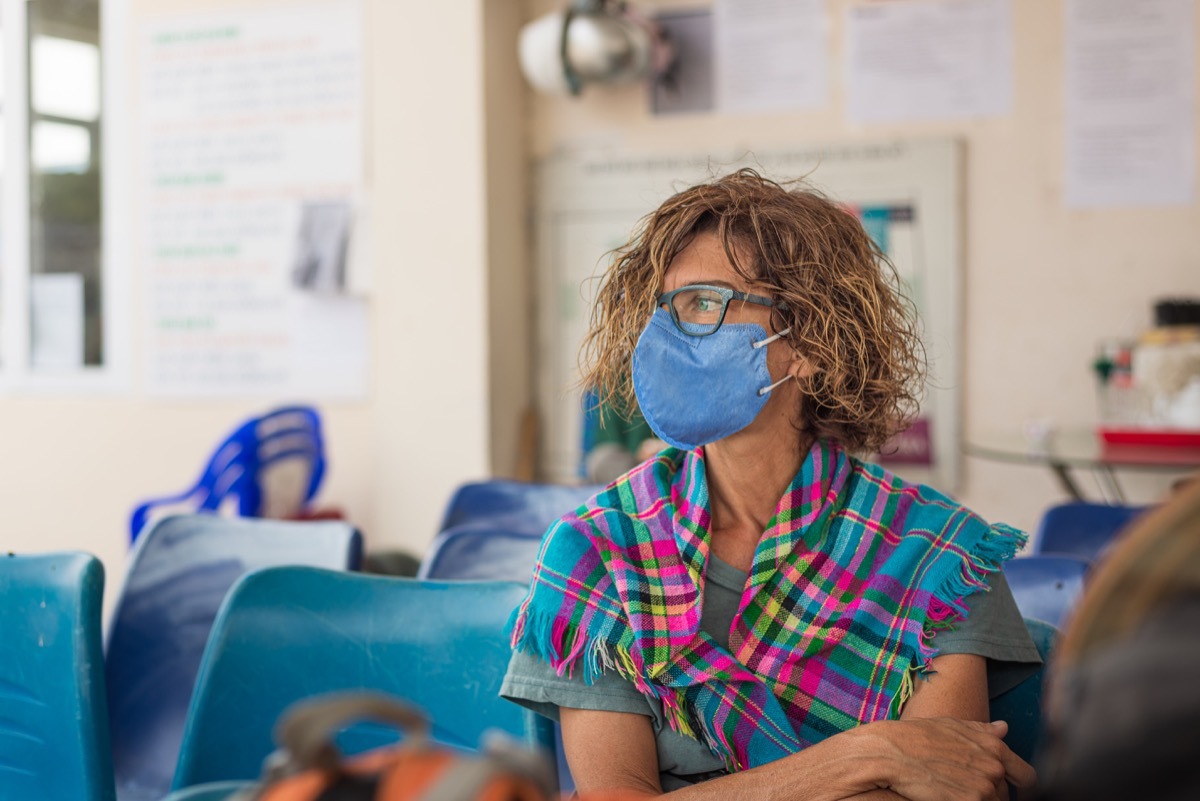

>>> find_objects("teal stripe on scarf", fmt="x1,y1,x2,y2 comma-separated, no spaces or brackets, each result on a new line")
509,439,1026,770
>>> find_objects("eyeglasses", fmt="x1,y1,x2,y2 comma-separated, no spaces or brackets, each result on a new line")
657,284,778,337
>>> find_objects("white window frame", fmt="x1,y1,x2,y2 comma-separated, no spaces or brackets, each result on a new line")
0,0,130,393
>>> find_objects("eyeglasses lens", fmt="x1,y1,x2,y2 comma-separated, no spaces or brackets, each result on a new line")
669,287,725,335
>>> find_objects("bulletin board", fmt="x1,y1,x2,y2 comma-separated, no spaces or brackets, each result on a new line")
139,0,368,398
534,139,964,494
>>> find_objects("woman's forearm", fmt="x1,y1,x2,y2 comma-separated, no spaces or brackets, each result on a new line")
580,718,1025,801
643,732,889,801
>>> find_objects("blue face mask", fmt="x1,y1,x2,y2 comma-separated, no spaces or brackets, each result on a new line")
632,308,792,450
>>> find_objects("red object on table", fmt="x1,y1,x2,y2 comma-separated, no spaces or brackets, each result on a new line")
1097,427,1200,448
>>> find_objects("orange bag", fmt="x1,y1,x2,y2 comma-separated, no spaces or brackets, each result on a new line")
231,693,556,801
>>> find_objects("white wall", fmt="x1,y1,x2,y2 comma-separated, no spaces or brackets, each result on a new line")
522,0,1200,534
366,0,494,547
3,0,1196,603
1,0,516,603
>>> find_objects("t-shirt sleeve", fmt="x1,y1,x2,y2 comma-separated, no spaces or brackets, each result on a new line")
500,648,654,722
930,568,1044,697
501,647,730,789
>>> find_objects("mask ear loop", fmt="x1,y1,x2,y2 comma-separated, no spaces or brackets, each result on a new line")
753,327,793,396
751,327,791,350
757,374,792,397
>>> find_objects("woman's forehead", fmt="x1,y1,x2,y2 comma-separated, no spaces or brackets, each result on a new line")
663,232,758,291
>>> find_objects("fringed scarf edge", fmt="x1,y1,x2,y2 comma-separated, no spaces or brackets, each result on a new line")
890,521,1029,717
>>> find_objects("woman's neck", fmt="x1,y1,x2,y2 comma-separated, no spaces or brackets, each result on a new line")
703,408,813,570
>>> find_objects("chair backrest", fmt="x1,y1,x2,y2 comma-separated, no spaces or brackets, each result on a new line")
1034,502,1150,562
130,405,327,542
106,515,361,801
989,618,1057,765
418,524,544,581
1003,555,1090,629
439,479,601,534
0,552,115,801
172,570,554,790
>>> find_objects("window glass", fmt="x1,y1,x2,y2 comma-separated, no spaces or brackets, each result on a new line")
32,35,99,120
28,0,102,367
32,119,90,171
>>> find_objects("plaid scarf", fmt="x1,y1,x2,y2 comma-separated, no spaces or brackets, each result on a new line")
509,440,1025,771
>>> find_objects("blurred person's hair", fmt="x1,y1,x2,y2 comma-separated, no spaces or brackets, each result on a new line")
1037,479,1200,801
581,168,925,454
1055,479,1200,666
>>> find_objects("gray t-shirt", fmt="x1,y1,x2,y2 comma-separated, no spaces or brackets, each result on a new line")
501,556,1042,791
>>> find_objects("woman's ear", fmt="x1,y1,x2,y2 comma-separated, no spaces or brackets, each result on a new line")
788,353,817,381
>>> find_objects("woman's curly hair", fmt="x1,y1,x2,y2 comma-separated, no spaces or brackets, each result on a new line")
580,168,926,454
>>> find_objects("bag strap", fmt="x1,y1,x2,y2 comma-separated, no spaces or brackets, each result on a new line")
275,692,430,773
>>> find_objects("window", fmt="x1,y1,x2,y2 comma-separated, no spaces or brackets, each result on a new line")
0,0,125,388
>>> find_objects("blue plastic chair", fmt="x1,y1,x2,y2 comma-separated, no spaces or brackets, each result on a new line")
129,405,327,542
418,524,544,581
417,524,575,793
171,569,554,794
1003,555,1090,629
1033,502,1150,562
439,479,602,535
989,618,1057,766
160,782,247,801
0,552,115,801
106,515,361,801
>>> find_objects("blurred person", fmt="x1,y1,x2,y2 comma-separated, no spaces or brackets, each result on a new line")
503,170,1040,799
1170,471,1197,495
1035,479,1200,801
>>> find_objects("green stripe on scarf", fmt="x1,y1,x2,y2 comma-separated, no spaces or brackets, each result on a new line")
510,440,1026,770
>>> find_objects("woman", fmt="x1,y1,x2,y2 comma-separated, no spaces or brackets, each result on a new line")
502,170,1041,799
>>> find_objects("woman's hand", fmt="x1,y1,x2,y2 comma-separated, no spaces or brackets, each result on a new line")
842,717,1035,801
562,705,1034,801
561,656,1032,800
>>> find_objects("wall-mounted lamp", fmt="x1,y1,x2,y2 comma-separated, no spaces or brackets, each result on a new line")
519,0,674,96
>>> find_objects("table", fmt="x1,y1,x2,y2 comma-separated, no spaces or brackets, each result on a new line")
965,428,1200,503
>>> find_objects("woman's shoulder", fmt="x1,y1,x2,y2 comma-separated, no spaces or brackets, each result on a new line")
842,454,1024,538
840,454,960,508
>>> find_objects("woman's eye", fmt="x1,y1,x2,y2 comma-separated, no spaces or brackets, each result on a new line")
692,292,722,312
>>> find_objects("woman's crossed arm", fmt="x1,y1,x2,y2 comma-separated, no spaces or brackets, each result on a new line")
560,654,1033,801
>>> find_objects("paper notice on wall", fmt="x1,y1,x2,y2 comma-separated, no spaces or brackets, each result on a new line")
714,0,828,113
30,273,85,370
845,0,1013,123
1065,0,1195,207
140,1,368,397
